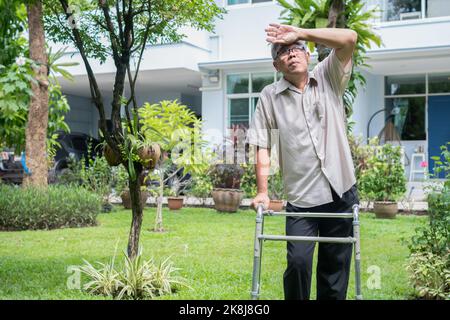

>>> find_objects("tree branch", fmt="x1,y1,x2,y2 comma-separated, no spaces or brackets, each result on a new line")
98,0,121,64
58,0,110,145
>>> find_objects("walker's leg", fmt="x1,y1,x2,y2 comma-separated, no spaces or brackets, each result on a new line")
251,205,264,300
352,204,363,300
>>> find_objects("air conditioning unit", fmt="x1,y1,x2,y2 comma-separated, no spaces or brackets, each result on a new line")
399,11,421,20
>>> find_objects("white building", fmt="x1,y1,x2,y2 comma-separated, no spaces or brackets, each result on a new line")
58,0,450,179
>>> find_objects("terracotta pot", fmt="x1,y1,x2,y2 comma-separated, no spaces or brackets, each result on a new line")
104,145,121,166
373,201,398,219
211,188,244,213
167,197,184,210
269,199,284,212
120,190,149,209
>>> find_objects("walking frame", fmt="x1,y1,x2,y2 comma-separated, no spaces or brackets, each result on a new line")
250,204,363,300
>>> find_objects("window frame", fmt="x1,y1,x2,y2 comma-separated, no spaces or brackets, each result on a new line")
225,71,278,131
384,72,450,143
225,0,275,9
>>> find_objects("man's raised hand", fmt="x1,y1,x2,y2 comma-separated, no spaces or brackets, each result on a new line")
265,23,301,45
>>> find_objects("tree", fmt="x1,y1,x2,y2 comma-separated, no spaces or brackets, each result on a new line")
277,0,382,132
0,0,71,159
23,0,50,187
139,100,212,232
43,0,224,259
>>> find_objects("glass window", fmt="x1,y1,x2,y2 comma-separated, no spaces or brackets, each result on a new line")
227,0,271,4
429,73,450,93
251,72,274,93
227,74,249,94
386,0,422,21
385,97,426,140
227,0,249,5
229,98,250,128
385,75,425,95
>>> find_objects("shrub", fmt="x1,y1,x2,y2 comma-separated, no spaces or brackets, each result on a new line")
406,251,450,300
187,170,213,198
241,163,257,198
78,248,188,300
406,143,450,299
348,134,378,182
80,155,115,212
358,143,406,202
210,164,244,189
0,184,101,230
269,170,285,200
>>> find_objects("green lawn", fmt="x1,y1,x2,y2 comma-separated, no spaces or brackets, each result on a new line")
0,207,426,300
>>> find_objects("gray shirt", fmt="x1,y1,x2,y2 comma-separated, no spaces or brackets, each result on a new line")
245,49,356,208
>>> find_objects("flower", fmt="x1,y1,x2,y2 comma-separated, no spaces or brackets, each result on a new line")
15,56,26,66
420,161,427,168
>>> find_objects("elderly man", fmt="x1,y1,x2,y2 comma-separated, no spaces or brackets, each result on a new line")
245,24,359,300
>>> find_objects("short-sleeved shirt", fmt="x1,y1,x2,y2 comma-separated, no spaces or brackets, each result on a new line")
245,49,356,208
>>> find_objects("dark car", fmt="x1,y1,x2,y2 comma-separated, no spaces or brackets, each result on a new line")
0,152,24,184
0,132,101,185
53,131,102,174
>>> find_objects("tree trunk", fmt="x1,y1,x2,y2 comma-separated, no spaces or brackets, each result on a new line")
154,170,164,232
328,0,346,29
23,0,49,187
317,0,346,63
127,165,144,259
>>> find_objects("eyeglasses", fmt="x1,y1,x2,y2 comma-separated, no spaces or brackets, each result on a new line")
276,45,306,59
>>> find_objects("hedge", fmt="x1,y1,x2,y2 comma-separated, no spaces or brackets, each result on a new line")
0,184,101,230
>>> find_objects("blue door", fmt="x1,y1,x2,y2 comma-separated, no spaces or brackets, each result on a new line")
428,96,450,178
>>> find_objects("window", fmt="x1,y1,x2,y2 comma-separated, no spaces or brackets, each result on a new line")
385,74,425,95
386,0,421,21
384,75,426,141
227,0,272,5
227,72,277,129
227,0,249,5
368,0,450,22
385,97,426,140
429,72,450,94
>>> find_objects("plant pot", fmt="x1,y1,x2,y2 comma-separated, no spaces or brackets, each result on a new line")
120,190,149,209
373,201,398,219
168,196,184,210
104,145,121,166
211,188,244,213
269,199,284,212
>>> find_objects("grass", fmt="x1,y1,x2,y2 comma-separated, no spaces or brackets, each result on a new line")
0,207,426,300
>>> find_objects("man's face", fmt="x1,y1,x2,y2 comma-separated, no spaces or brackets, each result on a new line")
273,44,310,76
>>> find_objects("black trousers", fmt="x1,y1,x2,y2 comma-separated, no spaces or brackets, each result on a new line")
283,184,359,300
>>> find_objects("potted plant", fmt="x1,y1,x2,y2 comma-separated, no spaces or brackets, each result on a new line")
359,143,406,218
210,163,245,213
165,174,189,210
268,171,285,212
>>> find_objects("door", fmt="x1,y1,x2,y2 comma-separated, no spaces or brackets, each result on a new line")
428,95,450,178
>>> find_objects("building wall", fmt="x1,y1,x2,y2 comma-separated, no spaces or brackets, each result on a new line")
213,3,282,61
202,89,225,147
375,17,450,51
64,94,95,135
351,72,385,141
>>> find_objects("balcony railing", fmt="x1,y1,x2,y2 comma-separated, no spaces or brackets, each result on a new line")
364,0,450,22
